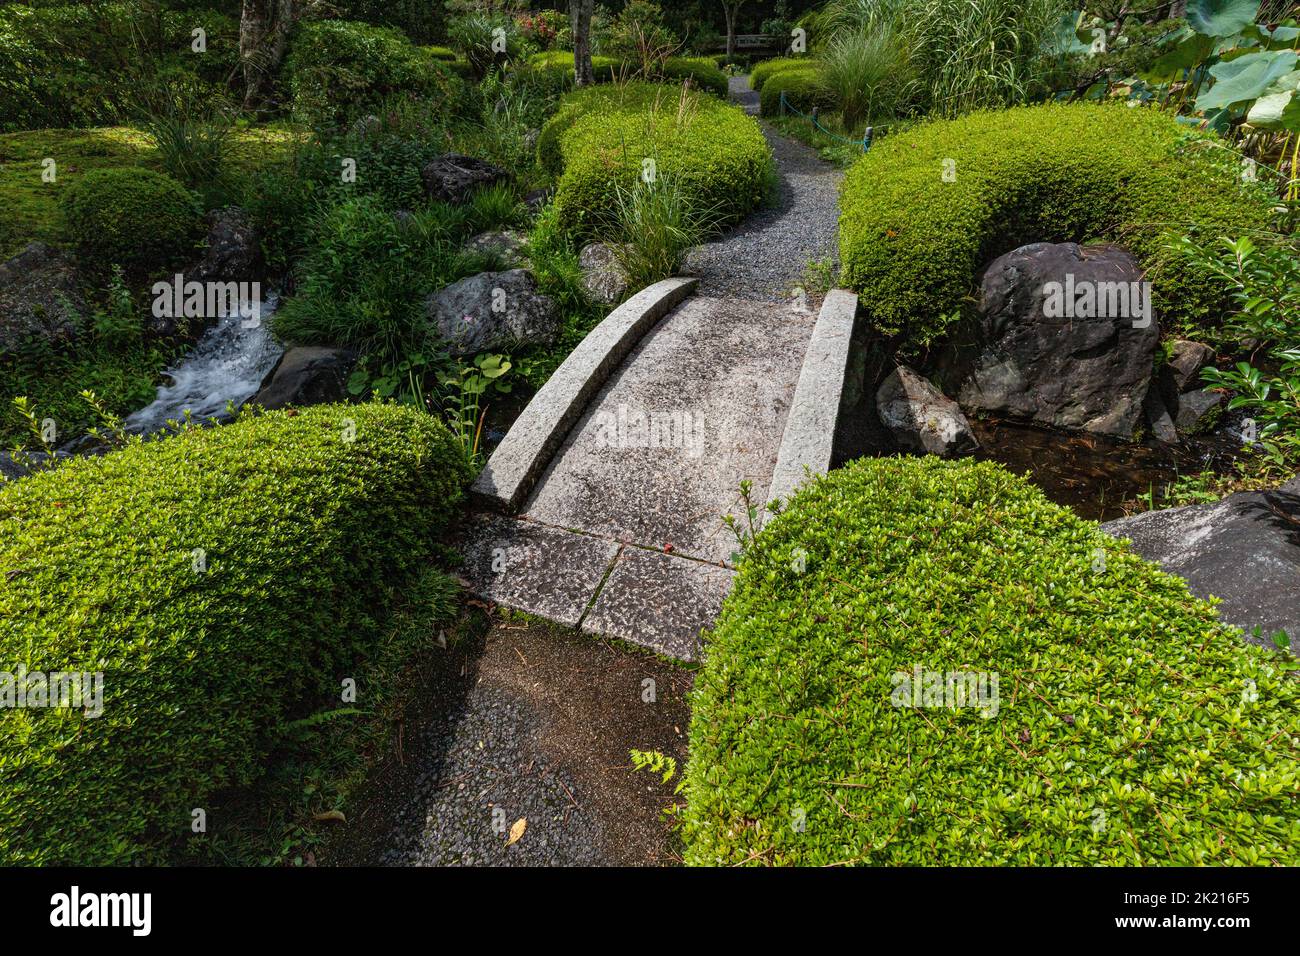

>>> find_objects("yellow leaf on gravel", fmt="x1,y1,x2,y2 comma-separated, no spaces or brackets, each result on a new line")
505,818,527,846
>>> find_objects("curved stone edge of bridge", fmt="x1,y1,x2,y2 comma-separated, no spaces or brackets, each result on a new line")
470,277,699,513
763,288,858,520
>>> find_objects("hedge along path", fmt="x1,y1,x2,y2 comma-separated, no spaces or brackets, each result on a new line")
462,78,856,658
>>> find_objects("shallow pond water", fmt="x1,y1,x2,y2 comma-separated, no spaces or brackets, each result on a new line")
971,417,1247,521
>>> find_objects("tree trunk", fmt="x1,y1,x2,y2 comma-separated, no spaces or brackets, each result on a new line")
571,0,594,87
240,0,297,109
723,2,742,60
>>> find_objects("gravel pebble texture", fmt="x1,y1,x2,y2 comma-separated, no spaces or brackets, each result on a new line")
324,621,692,867
683,76,844,301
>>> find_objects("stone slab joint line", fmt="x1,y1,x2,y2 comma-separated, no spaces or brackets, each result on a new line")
575,543,624,630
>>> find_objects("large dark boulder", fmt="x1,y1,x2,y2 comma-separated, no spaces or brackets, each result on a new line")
877,366,978,458
150,208,264,338
250,347,356,410
957,242,1160,439
0,242,86,355
426,269,559,357
1101,479,1300,650
421,154,508,205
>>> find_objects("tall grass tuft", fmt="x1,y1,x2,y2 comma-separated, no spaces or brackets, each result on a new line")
134,80,234,205
813,0,1068,119
821,24,912,132
604,173,719,291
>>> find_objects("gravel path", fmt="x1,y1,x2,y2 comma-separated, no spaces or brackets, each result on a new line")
324,620,692,867
683,75,844,301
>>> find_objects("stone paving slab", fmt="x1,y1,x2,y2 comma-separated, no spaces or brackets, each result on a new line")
456,513,619,628
581,547,735,661
521,295,817,564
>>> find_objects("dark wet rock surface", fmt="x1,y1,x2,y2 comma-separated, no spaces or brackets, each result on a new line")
957,242,1159,439
1103,480,1300,650
251,345,356,410
0,242,85,354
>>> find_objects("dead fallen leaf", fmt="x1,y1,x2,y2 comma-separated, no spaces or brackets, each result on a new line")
505,817,527,846
313,810,346,824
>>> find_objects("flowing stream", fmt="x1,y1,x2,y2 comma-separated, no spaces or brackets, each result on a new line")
123,293,284,434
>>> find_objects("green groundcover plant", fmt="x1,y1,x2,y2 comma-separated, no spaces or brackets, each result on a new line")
759,67,834,117
839,103,1279,344
0,403,469,865
540,81,772,242
684,457,1299,866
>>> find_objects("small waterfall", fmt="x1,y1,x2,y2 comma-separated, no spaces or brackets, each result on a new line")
123,293,285,434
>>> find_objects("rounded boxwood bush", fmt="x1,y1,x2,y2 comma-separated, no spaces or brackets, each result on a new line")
542,81,772,242
536,82,674,177
749,56,815,91
659,56,728,98
839,103,1279,344
286,19,463,125
684,457,1299,866
60,167,201,275
0,403,469,865
759,66,832,117
523,51,727,98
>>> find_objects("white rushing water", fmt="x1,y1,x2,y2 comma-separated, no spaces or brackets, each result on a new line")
123,293,285,434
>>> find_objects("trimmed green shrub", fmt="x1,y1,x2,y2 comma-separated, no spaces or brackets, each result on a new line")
522,51,727,97
684,457,1300,866
0,403,469,865
423,45,458,61
839,104,1280,343
536,82,670,177
542,82,772,242
285,19,462,126
60,167,201,275
759,67,833,117
749,56,815,91
660,56,729,98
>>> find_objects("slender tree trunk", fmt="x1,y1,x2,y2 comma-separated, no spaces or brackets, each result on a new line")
723,1,745,60
571,0,594,87
240,0,297,108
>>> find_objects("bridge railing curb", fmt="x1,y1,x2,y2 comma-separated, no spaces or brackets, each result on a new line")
471,276,700,513
764,288,858,520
